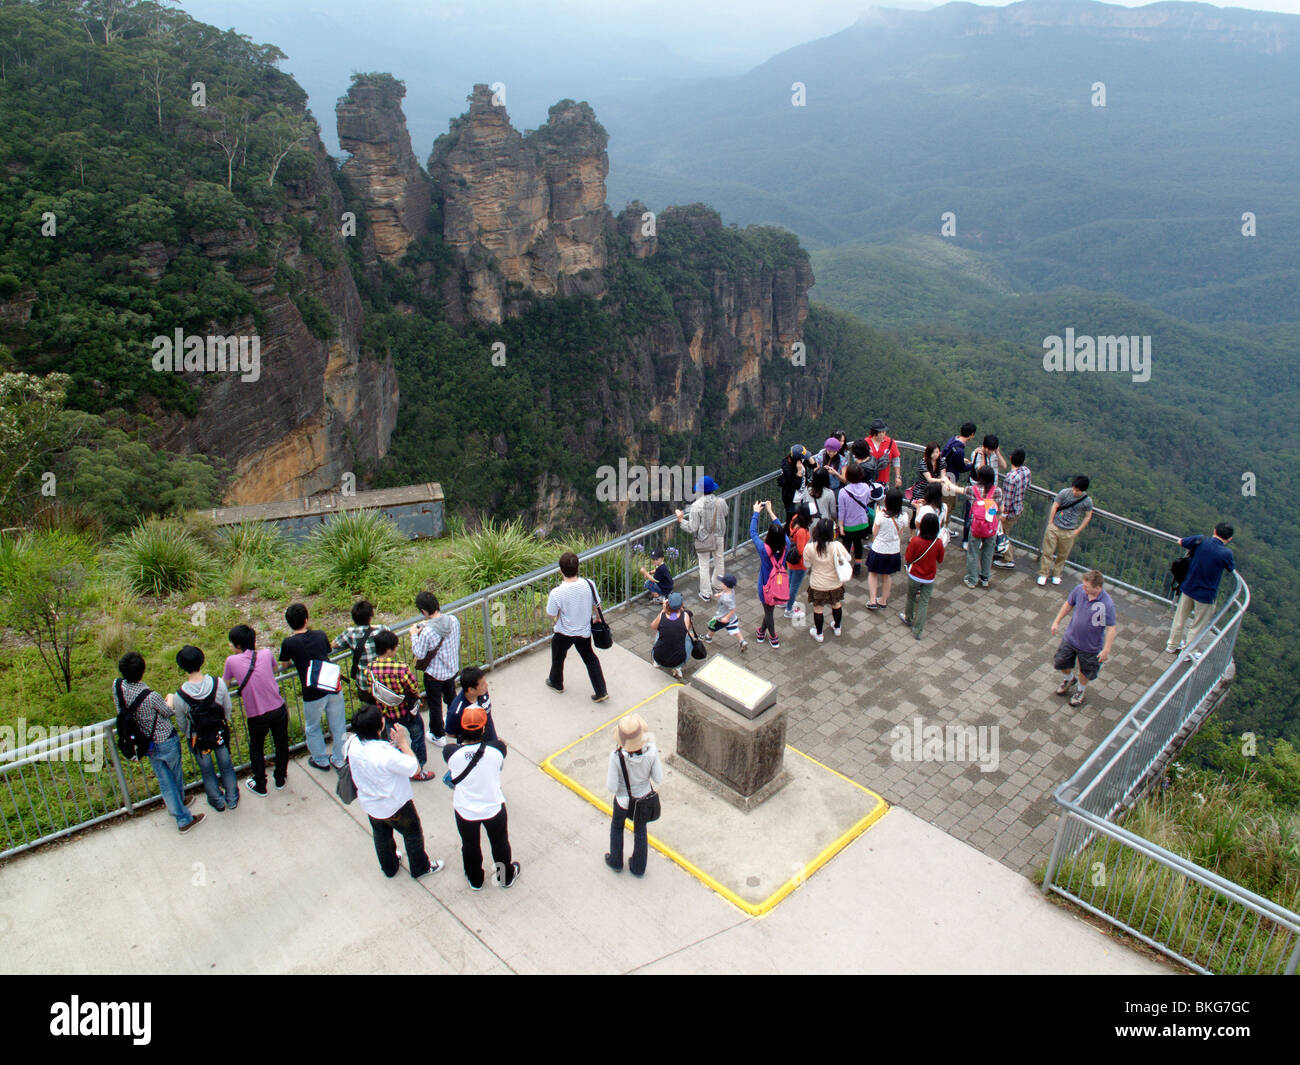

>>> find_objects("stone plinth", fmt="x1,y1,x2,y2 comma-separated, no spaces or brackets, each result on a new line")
674,685,789,812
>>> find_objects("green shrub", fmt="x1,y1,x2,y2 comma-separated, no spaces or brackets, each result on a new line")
108,519,218,596
218,521,287,568
442,519,552,592
303,510,405,597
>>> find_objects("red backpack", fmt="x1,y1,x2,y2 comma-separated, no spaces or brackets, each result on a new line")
762,546,790,605
970,485,999,539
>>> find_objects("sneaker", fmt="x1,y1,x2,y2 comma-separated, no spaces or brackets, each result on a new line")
499,861,521,889
1069,687,1087,708
899,612,912,627
274,778,287,791
179,812,206,833
592,692,610,702
755,628,768,643
702,632,713,643
769,634,780,649
1164,645,1180,655
831,626,841,637
993,560,1015,569
415,859,445,880
979,579,990,588
1051,576,1062,585
245,779,268,797
1036,575,1047,586
431,735,448,747
1055,675,1076,697
671,667,683,679
412,770,438,782
604,853,623,872
698,591,712,603
783,609,795,620
309,759,331,772
962,577,977,589
545,677,564,693
739,639,748,653
961,541,969,551
914,631,922,641
467,878,483,891
809,626,824,643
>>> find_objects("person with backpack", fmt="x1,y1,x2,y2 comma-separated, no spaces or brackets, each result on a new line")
112,652,204,833
222,625,289,796
674,475,729,603
804,516,852,643
279,603,347,772
862,419,902,489
1165,523,1236,658
966,435,1007,550
941,422,977,548
346,705,444,880
901,512,946,640
962,466,1004,589
837,464,875,580
442,706,518,891
366,630,436,781
749,500,792,648
866,488,907,610
167,645,237,812
605,713,663,878
544,551,610,701
994,449,1031,569
1037,476,1095,586
331,600,391,706
411,591,459,749
446,666,498,743
650,592,696,679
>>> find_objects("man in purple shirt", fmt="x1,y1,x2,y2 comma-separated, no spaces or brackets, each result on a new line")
1049,570,1117,708
222,624,288,795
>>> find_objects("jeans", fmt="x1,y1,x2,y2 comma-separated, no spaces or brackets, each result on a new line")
423,674,456,740
303,690,348,768
549,633,607,696
966,535,996,583
643,578,668,598
905,577,934,636
383,712,426,769
784,569,806,612
369,799,432,878
149,734,194,829
195,741,238,810
609,800,649,875
247,704,289,789
455,806,513,888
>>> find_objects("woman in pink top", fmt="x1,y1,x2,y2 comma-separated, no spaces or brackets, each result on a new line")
222,624,288,795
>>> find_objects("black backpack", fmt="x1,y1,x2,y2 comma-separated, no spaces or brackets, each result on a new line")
176,680,229,753
114,680,158,761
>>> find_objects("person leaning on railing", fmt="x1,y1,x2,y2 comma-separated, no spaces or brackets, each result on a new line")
1166,523,1236,659
674,475,729,603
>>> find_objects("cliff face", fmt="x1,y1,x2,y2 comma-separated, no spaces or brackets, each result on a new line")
157,138,399,504
428,86,611,324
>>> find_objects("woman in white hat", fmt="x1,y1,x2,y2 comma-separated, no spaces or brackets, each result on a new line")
604,713,662,877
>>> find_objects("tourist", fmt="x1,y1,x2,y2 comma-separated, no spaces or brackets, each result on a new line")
862,419,902,489
901,512,946,640
994,449,1031,569
1050,570,1117,708
222,624,289,796
911,482,950,547
604,713,663,878
168,645,237,812
279,602,347,771
112,652,204,833
1165,523,1236,658
941,422,977,548
780,445,816,521
866,488,906,610
838,464,875,580
639,547,674,603
805,516,852,642
650,592,695,679
545,551,610,702
346,706,443,880
1037,476,1094,586
908,441,952,504
749,500,792,648
446,666,497,743
331,600,390,706
817,437,847,496
674,476,729,603
704,573,747,651
783,509,811,623
962,466,1003,589
366,629,436,782
808,466,837,524
443,706,518,890
411,591,459,749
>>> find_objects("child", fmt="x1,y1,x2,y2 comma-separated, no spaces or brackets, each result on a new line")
866,488,906,610
639,547,674,603
705,573,747,651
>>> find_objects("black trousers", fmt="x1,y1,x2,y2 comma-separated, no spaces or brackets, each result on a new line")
369,799,431,878
423,674,456,739
247,704,289,788
548,633,607,696
609,801,649,876
455,806,513,888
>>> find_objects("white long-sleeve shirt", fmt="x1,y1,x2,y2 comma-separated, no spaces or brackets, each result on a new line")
607,743,663,808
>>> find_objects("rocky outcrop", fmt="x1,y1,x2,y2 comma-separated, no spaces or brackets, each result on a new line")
617,201,658,259
429,86,611,324
337,75,432,262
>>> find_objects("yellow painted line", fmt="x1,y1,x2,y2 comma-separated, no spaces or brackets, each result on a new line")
539,688,889,918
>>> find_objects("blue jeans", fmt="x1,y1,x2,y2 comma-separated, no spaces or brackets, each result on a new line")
644,578,668,597
149,734,194,829
195,741,238,810
304,691,348,768
383,712,427,769
785,569,806,611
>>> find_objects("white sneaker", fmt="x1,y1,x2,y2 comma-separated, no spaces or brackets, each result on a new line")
1036,576,1047,586
432,735,448,748
1051,576,1062,585
698,591,712,602
809,626,824,643
832,626,842,637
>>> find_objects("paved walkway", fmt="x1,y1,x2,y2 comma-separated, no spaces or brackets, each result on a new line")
0,633,1167,974
621,547,1175,874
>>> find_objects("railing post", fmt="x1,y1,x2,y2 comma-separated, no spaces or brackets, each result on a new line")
1041,812,1070,894
104,723,135,815
481,595,495,669
623,536,633,609
731,492,741,556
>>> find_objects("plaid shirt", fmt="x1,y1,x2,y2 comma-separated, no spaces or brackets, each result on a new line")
366,658,421,720
1002,466,1031,517
332,624,391,692
411,615,461,681
112,679,176,745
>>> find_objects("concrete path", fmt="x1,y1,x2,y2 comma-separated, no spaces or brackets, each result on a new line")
0,640,1166,974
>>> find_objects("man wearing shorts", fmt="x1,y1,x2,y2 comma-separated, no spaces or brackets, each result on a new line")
1050,570,1117,708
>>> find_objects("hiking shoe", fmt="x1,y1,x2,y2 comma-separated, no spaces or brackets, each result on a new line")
1055,675,1076,697
769,634,780,648
415,860,445,880
245,779,268,797
1051,576,1062,585
545,678,564,693
179,812,206,833
809,626,824,643
1069,688,1087,708
1036,576,1047,586
899,613,912,627
993,560,1015,569
604,853,623,872
498,861,521,889
592,692,610,702
962,577,977,589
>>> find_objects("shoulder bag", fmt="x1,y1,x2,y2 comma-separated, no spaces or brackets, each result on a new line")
586,578,613,650
618,748,661,824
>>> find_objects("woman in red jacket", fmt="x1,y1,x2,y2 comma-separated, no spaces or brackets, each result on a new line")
900,512,945,640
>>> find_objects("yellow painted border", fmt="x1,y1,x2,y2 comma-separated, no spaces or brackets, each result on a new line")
540,685,890,918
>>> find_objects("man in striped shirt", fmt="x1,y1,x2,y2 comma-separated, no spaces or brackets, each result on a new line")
995,449,1031,568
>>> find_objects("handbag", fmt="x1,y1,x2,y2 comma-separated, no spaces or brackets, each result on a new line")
617,749,661,824
1170,539,1198,597
306,659,342,693
688,619,707,660
336,737,358,804
833,543,854,583
586,578,613,650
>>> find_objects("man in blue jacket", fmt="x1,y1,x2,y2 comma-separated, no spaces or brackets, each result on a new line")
1166,523,1236,658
